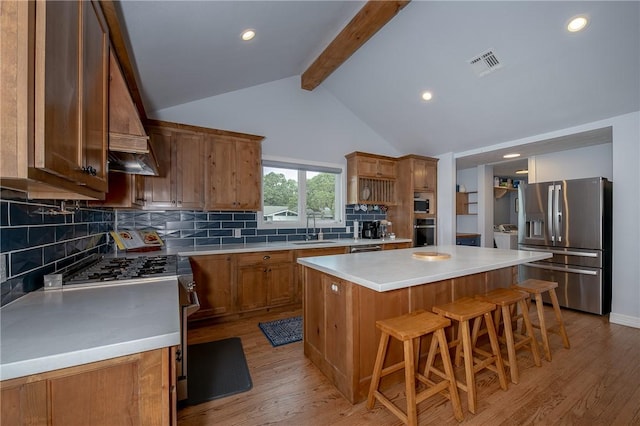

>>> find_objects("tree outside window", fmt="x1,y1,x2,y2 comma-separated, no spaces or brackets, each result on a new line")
261,164,342,226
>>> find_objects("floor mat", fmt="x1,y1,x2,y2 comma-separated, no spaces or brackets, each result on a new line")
258,316,303,347
183,337,252,406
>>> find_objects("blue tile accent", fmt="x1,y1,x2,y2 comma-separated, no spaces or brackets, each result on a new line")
1,227,28,251
245,236,267,244
234,213,256,221
11,247,43,275
221,221,245,229
195,238,221,246
0,201,8,226
209,213,233,221
1,198,113,306
28,226,56,246
44,243,66,264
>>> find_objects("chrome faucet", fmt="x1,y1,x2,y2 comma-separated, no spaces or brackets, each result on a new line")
306,212,317,240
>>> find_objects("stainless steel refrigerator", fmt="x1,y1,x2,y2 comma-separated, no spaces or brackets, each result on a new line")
518,177,612,314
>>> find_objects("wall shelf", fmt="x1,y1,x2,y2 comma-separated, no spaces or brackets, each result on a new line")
456,191,478,215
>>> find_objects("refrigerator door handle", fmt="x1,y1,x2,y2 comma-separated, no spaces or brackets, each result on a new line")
524,262,598,276
518,246,599,258
555,184,562,242
548,185,555,242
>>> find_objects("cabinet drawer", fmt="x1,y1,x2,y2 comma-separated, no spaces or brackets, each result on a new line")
237,251,292,266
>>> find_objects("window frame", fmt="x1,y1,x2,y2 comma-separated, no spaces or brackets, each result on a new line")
258,156,345,230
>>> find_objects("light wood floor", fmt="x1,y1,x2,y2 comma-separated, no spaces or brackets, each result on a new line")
178,307,640,425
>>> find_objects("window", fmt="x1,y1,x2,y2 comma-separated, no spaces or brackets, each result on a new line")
259,159,343,228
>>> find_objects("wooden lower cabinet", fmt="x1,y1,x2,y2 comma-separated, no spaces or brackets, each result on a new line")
189,254,234,321
382,241,412,250
0,347,175,426
302,266,517,404
237,251,294,312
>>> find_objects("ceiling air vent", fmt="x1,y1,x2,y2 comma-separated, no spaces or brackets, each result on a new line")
469,49,502,77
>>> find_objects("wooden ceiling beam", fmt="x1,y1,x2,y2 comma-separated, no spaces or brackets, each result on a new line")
301,0,410,91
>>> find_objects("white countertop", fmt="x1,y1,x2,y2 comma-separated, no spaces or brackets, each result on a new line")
0,278,180,381
296,245,552,292
170,237,412,257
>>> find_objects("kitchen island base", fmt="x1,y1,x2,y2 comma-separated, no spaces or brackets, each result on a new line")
302,265,516,404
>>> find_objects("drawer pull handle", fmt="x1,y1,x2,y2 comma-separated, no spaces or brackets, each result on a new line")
263,255,270,260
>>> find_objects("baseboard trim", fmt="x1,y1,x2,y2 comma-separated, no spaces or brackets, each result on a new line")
609,312,640,329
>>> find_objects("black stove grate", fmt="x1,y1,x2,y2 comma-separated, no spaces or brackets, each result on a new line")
64,255,178,285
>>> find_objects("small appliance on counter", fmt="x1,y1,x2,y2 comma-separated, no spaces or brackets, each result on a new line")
361,221,381,239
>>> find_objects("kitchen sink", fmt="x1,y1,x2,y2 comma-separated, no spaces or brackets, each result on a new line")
292,240,336,245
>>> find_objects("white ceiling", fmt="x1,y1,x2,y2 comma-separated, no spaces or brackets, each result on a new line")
116,1,639,167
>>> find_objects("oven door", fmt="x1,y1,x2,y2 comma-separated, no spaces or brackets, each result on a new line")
414,219,436,247
177,275,200,401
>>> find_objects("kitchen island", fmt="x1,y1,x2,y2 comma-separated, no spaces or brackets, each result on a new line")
297,245,551,403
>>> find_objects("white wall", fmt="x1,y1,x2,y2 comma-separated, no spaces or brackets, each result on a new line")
529,143,613,183
455,168,478,234
150,76,400,164
437,152,456,245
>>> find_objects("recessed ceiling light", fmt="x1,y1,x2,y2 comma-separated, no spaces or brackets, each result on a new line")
567,16,588,32
241,29,255,41
516,169,529,175
421,91,433,101
503,153,520,159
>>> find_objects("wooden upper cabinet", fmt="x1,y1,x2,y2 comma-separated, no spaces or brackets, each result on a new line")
205,136,262,211
345,152,397,205
143,128,204,210
174,132,205,209
412,157,437,191
33,0,109,193
352,153,397,179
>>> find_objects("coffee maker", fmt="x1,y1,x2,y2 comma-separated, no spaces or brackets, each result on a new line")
361,221,381,239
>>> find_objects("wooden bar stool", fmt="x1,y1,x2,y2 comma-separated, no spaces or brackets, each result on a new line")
513,279,570,361
367,310,464,425
477,288,541,384
431,297,508,414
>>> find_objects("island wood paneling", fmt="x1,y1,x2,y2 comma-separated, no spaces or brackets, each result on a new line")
302,265,519,403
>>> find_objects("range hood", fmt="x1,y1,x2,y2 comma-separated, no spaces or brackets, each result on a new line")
107,50,159,176
108,133,160,176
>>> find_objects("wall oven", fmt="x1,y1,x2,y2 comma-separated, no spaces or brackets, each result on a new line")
414,218,436,247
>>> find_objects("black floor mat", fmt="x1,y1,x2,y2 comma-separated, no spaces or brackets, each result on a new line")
183,337,252,406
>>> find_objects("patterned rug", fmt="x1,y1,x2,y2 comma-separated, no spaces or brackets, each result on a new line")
258,316,303,347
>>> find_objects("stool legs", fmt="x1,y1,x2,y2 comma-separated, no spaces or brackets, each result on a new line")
367,332,390,410
403,339,418,425
513,279,571,362
533,292,552,361
499,299,541,384
367,311,464,425
548,288,571,349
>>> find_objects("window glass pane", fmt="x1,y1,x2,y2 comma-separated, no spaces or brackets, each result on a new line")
306,171,336,221
262,167,299,222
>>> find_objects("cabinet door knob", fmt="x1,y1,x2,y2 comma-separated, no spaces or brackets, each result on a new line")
263,255,270,260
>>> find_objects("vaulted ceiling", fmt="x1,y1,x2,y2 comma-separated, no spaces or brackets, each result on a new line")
113,1,639,165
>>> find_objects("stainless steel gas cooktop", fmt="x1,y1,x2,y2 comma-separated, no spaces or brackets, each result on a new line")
63,254,178,288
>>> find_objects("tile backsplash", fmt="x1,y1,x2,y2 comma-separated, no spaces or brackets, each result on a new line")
0,193,113,306
0,195,386,306
115,205,387,249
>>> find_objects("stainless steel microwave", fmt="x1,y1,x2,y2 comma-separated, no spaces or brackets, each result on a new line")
414,198,430,213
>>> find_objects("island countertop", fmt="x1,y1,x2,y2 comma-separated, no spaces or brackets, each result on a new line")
296,245,552,292
0,278,180,381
